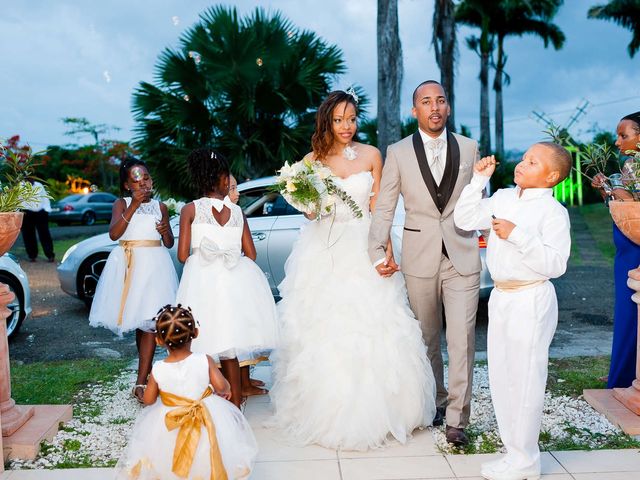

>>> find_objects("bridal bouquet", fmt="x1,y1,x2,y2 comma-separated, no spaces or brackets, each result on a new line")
274,158,363,219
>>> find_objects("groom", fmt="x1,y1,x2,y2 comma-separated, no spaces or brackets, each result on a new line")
368,80,481,446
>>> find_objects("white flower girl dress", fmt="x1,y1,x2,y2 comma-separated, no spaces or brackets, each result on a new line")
176,197,277,359
117,352,258,479
89,198,178,335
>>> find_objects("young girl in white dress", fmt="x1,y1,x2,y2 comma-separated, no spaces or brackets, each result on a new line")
89,159,178,403
116,304,258,480
176,149,277,407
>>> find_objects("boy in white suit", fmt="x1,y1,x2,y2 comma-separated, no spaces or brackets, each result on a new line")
454,142,572,480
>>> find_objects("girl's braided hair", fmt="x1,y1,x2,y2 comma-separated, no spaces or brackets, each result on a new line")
187,148,230,197
154,304,197,349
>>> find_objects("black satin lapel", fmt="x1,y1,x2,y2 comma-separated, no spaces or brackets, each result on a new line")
412,132,438,207
441,131,460,208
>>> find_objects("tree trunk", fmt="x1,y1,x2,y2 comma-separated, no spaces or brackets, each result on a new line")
493,36,505,160
433,0,457,132
377,0,403,158
479,19,492,156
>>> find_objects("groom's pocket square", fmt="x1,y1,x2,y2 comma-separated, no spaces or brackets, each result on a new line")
404,227,421,232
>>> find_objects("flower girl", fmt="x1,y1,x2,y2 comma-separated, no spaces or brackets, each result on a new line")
176,149,278,407
117,304,258,480
89,159,178,403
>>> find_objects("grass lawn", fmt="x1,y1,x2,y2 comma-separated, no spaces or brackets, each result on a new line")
579,203,615,262
10,358,131,405
9,236,86,261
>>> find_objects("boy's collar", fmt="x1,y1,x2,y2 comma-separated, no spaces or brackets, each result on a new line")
515,186,554,199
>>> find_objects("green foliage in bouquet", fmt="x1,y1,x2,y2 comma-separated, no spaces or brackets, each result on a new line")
273,159,363,220
0,143,47,213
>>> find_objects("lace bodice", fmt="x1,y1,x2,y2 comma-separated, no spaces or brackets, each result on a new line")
329,171,374,223
190,197,244,251
120,198,162,241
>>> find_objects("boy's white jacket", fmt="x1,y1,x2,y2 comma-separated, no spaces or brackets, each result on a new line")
454,173,571,282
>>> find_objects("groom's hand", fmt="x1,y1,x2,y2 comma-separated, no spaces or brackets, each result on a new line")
474,155,496,177
375,255,400,277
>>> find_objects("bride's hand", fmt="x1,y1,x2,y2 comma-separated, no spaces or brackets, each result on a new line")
375,254,400,277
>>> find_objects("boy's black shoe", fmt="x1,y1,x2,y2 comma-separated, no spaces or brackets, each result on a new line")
432,406,446,426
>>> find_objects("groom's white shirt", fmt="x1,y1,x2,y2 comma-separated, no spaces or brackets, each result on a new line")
419,127,448,186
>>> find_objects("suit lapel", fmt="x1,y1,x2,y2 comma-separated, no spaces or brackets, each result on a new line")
411,132,439,207
440,131,460,208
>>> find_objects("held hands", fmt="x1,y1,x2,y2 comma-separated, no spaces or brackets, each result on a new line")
474,155,497,177
591,172,607,189
492,217,516,240
375,252,400,278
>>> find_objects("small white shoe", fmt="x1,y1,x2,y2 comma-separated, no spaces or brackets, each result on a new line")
480,460,540,480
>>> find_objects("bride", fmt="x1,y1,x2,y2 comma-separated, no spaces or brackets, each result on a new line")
269,90,436,450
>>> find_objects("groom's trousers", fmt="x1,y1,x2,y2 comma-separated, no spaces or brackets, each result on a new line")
487,281,558,473
404,254,479,428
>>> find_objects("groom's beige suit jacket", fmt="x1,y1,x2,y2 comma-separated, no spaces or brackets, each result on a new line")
368,131,481,276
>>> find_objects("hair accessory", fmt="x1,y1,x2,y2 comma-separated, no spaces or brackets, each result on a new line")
346,86,359,105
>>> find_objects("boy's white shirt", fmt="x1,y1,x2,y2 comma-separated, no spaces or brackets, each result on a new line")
453,173,571,282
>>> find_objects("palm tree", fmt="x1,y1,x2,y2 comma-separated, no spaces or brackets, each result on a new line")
588,0,640,57
492,1,565,159
432,0,458,132
377,0,403,157
132,6,346,198
456,1,495,155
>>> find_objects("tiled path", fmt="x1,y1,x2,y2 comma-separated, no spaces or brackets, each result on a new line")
3,365,640,479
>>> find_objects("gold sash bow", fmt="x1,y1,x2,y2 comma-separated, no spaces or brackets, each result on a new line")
117,239,162,326
494,279,545,292
161,387,228,480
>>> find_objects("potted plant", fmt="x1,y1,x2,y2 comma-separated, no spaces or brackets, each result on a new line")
0,142,44,254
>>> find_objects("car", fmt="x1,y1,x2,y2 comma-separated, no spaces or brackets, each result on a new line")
1,253,32,340
50,192,118,226
57,177,493,305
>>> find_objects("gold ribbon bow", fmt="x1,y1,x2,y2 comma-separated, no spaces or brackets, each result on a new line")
161,387,228,480
196,237,241,269
117,239,161,326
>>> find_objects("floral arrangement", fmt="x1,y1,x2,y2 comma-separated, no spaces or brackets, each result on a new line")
274,158,363,219
0,141,48,212
163,198,186,218
546,125,640,200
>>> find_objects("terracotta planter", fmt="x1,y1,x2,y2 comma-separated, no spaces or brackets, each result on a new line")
0,212,23,256
609,201,640,246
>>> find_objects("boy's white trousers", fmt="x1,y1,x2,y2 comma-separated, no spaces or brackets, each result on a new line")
487,281,558,473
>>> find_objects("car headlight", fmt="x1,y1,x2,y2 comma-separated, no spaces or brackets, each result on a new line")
61,244,79,264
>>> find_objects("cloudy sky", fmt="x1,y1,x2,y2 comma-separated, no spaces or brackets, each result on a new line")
1,0,638,153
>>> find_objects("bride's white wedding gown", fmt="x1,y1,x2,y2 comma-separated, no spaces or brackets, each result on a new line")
269,171,437,451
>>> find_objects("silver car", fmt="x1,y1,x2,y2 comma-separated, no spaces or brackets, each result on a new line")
50,192,118,226
57,177,492,304
1,254,32,339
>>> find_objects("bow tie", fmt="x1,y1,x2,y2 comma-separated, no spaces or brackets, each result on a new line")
210,196,233,213
197,236,241,269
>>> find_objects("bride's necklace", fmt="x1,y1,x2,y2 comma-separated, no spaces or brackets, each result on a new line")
343,143,358,161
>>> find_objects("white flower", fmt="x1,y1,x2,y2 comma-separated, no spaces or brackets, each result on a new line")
286,180,297,193
279,162,294,178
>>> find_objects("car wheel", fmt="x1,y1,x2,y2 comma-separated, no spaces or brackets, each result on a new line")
0,272,25,341
78,253,109,308
82,211,96,226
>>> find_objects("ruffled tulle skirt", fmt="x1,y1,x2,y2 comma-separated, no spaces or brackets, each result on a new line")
116,395,258,479
269,217,436,450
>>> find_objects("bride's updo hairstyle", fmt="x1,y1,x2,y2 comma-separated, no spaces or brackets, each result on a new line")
311,90,359,160
154,304,197,350
187,147,230,197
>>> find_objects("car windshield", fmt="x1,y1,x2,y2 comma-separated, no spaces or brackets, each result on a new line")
61,194,83,202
